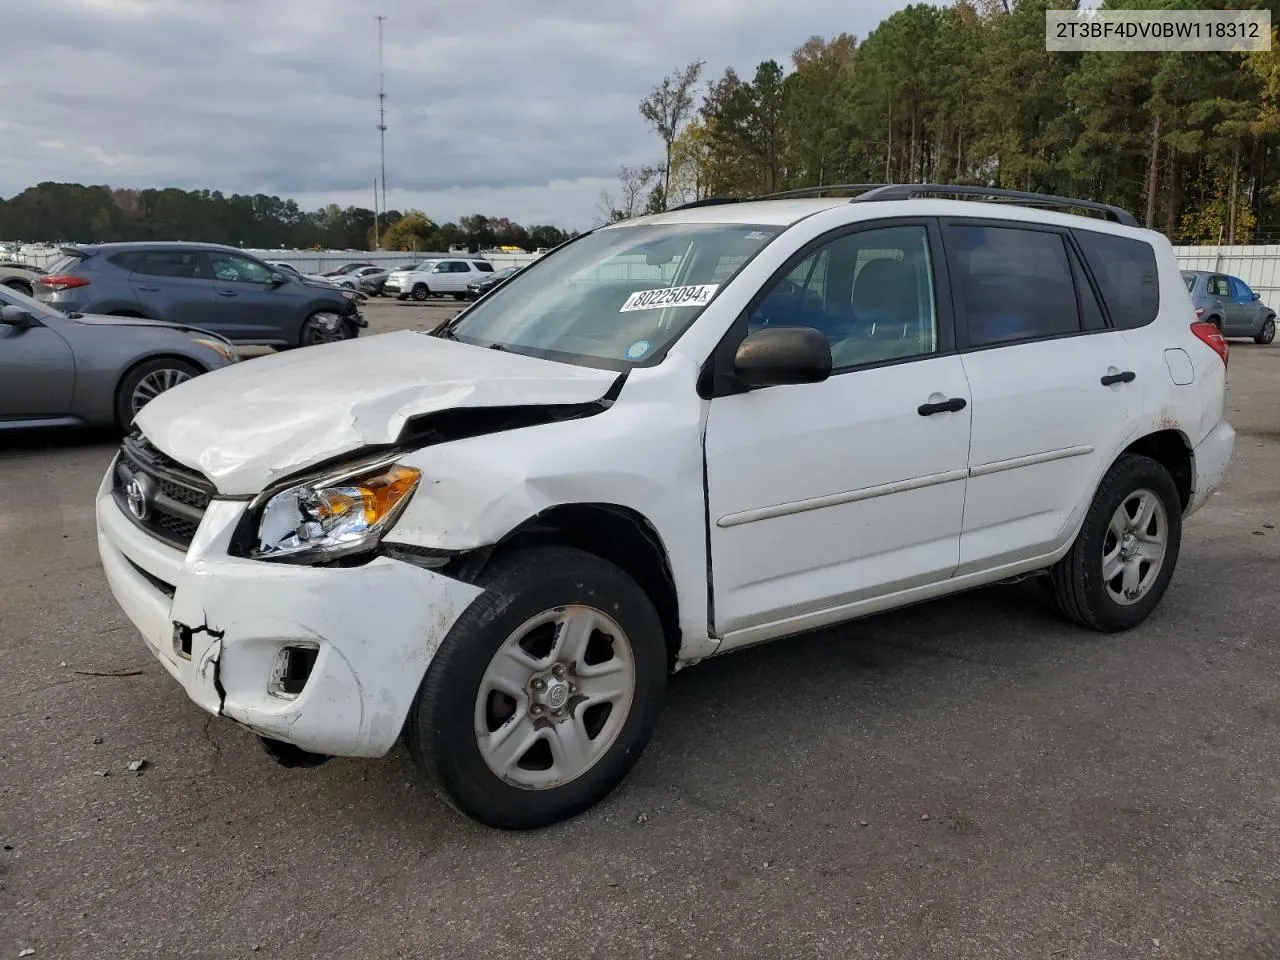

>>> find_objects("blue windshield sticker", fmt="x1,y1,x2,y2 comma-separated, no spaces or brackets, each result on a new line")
625,340,651,360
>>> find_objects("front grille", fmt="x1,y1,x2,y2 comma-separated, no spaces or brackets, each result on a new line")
112,431,216,551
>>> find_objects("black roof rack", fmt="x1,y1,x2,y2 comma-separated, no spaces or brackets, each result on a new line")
667,196,743,211
752,184,888,200
852,183,1138,227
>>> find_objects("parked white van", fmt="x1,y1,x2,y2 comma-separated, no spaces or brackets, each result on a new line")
96,185,1234,829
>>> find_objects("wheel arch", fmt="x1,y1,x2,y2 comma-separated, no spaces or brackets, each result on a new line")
1117,429,1193,512
454,502,682,669
113,351,211,427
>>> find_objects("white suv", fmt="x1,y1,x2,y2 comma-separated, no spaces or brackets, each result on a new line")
384,258,494,300
95,185,1234,829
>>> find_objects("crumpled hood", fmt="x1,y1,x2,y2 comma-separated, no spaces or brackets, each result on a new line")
133,330,619,495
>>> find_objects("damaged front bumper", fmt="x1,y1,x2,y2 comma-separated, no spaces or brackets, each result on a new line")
94,466,482,757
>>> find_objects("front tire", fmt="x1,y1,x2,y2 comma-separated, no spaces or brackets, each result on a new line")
411,283,430,301
1048,454,1182,633
406,546,668,830
1255,316,1275,345
299,311,350,346
114,357,201,430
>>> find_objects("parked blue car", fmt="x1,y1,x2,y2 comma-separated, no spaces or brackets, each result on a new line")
34,242,367,348
1182,270,1275,344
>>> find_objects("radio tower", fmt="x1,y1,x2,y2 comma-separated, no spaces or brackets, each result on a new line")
375,14,388,246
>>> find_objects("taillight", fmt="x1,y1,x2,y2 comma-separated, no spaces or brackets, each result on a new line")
1190,320,1229,367
39,274,90,291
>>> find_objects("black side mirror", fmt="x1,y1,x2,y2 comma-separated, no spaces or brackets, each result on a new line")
0,304,35,328
269,272,288,286
733,326,832,387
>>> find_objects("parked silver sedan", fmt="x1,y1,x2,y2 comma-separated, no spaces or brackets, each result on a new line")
0,282,238,432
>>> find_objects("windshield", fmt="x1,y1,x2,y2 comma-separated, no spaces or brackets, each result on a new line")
439,221,782,368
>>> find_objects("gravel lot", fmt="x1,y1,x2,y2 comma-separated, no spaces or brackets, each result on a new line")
2,315,1278,960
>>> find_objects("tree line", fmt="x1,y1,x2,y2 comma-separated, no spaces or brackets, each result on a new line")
612,0,1280,243
0,181,573,252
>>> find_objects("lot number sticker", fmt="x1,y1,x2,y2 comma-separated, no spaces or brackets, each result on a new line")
619,284,719,312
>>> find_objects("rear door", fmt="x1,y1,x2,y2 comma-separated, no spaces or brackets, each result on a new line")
944,219,1140,574
124,249,216,326
1205,274,1232,327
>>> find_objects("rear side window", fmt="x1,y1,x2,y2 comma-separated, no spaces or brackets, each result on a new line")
125,250,206,279
1208,275,1231,297
944,224,1080,347
1073,230,1160,329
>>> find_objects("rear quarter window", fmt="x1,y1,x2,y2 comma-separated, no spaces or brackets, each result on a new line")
472,261,495,272
1073,230,1160,329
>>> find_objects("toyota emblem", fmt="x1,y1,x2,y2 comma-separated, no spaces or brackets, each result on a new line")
125,474,154,521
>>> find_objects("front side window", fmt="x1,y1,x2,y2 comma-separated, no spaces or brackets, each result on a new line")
209,253,273,283
945,224,1080,347
1231,277,1253,301
440,222,783,369
748,224,939,368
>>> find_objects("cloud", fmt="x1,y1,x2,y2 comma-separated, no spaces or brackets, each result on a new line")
0,0,914,230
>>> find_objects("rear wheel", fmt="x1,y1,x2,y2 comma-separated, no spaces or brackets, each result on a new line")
411,283,430,301
1255,316,1275,345
406,546,668,830
1048,454,1182,633
114,357,201,430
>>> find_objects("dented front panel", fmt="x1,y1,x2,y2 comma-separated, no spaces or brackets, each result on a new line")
96,472,484,757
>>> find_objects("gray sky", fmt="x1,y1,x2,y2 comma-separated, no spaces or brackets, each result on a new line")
1,0,912,230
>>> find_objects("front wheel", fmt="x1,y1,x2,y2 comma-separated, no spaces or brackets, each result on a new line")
406,546,668,830
410,283,430,301
115,357,201,430
1255,317,1275,345
1048,454,1182,632
299,311,351,346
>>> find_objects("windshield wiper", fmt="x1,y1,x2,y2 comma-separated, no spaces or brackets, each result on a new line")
433,324,459,340
65,312,85,319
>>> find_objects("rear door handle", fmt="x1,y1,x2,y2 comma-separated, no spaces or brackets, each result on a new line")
917,397,967,416
1100,370,1136,386
135,285,160,292
216,290,239,298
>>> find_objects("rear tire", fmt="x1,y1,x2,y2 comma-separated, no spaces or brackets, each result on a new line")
411,283,430,301
406,546,668,830
114,357,201,431
1255,316,1275,345
1048,454,1182,633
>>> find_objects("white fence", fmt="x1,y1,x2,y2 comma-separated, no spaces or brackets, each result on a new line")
1172,246,1280,311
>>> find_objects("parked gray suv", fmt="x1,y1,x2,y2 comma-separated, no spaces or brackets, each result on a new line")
1182,269,1276,344
35,242,367,347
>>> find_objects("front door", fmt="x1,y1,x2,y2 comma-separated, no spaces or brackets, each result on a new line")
941,219,1141,573
205,251,296,343
0,297,75,420
704,221,971,645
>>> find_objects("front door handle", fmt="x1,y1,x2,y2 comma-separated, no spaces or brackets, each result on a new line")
918,397,967,416
135,285,160,293
1100,370,1136,386
216,290,239,298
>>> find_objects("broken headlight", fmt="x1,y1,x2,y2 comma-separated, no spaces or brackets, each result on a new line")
252,463,421,562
